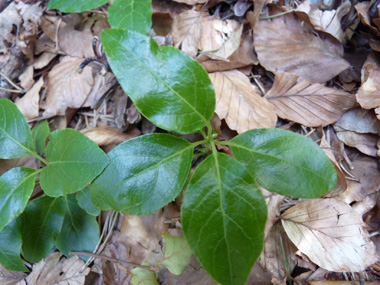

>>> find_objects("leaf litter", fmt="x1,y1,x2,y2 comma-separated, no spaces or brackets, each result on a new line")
1,0,380,283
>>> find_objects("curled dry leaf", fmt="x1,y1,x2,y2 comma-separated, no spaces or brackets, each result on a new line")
254,9,350,83
281,199,377,272
81,125,141,146
16,76,44,120
246,0,266,29
356,53,380,110
43,56,103,117
264,73,355,127
209,70,277,133
355,1,380,37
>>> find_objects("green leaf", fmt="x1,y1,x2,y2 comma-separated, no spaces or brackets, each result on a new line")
108,0,152,34
40,129,109,197
101,29,215,134
91,134,193,215
32,120,49,156
47,0,109,13
229,128,337,198
0,167,38,232
130,268,159,285
0,98,34,159
76,186,100,216
55,196,99,260
182,153,267,285
158,233,192,275
0,219,27,271
21,196,66,263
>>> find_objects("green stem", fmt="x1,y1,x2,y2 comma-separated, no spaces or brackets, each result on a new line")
191,139,209,148
214,140,230,146
29,150,49,165
259,9,295,20
200,128,207,139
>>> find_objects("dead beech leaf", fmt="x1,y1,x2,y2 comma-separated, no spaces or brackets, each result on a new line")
172,9,203,57
81,126,141,146
24,252,90,284
281,199,377,272
43,56,102,117
335,108,380,134
264,73,355,127
334,125,378,157
254,9,350,83
16,76,44,120
209,70,277,133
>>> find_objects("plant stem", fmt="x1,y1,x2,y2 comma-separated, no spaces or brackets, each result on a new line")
69,251,155,270
191,139,209,148
214,140,230,146
259,9,295,20
29,151,49,165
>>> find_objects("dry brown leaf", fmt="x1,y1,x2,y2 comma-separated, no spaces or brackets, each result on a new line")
172,9,203,57
260,187,284,238
18,66,34,90
356,53,380,110
355,1,380,37
254,8,350,83
264,73,355,127
335,108,380,134
81,125,140,146
259,222,297,284
209,70,277,133
43,56,102,117
297,0,351,42
16,76,44,120
0,264,27,285
281,198,378,272
337,155,380,204
172,0,207,4
246,0,267,29
334,125,378,157
23,252,90,284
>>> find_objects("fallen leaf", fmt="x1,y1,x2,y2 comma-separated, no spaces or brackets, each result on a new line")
355,1,380,37
81,125,141,146
172,0,207,4
16,76,44,120
334,125,378,157
0,264,27,285
335,108,380,134
24,252,90,284
209,70,277,133
260,187,284,238
264,73,355,127
254,8,350,83
281,198,377,272
42,56,102,117
172,9,203,57
246,0,266,29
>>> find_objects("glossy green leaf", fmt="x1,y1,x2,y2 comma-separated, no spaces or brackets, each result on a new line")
229,128,337,198
76,186,100,216
158,233,192,275
101,29,215,134
0,98,34,159
91,134,193,214
108,0,152,34
40,129,109,197
0,167,38,232
55,196,99,260
0,219,27,271
47,0,109,13
32,120,49,156
21,196,66,263
130,268,159,285
182,153,267,285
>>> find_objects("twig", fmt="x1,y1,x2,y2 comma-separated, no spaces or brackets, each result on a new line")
0,87,24,93
0,71,24,91
259,9,295,20
70,251,154,270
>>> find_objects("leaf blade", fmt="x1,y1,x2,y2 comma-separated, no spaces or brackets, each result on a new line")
47,0,109,13
91,134,193,214
0,99,35,159
229,128,337,198
101,29,215,134
182,153,267,284
32,120,50,156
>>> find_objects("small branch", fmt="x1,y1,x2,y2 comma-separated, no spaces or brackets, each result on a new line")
0,87,24,93
259,9,295,20
70,252,155,270
0,71,24,92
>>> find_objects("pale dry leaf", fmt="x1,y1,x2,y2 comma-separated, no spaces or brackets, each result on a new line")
334,125,378,157
337,155,380,204
260,187,284,238
25,252,90,284
0,3,22,53
356,53,380,110
264,73,356,127
18,65,34,90
254,8,350,83
335,108,380,134
246,0,267,29
209,70,277,133
172,0,207,4
81,125,141,146
297,0,351,42
43,56,100,117
172,9,203,57
259,222,297,284
281,198,378,272
33,52,57,69
16,76,44,120
0,264,27,285
355,1,380,37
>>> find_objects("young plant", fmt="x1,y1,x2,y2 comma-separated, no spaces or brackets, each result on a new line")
0,0,337,284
